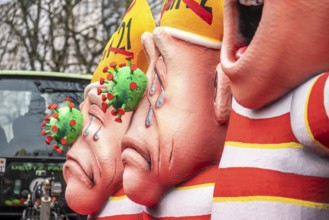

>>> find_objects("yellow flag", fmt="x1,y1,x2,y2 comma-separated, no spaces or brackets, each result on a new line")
91,0,156,83
160,0,223,49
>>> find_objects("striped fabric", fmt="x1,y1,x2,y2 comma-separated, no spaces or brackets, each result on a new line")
88,187,143,220
212,73,329,220
144,165,217,219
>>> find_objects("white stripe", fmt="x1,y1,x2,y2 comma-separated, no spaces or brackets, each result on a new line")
160,27,222,49
91,197,143,217
219,145,329,178
145,185,214,218
232,93,292,119
211,201,329,220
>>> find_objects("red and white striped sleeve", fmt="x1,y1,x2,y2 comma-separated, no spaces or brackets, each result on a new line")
291,72,329,155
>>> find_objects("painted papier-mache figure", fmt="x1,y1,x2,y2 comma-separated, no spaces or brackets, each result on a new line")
121,0,230,219
63,0,155,219
212,0,329,219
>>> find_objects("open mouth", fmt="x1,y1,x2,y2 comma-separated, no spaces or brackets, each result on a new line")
238,0,263,45
235,0,264,59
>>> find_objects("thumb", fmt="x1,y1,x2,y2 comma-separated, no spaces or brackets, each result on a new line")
142,32,160,69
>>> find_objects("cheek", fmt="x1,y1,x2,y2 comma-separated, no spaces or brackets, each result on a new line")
163,118,218,164
91,133,124,167
158,146,196,186
99,156,123,185
89,136,123,170
65,183,108,214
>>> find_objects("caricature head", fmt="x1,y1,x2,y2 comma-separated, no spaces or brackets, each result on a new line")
121,0,228,206
63,0,155,214
222,0,329,108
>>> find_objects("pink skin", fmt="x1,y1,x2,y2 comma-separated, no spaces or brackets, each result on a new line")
63,88,131,214
121,29,228,206
222,0,329,109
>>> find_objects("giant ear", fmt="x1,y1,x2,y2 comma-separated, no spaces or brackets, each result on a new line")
90,0,156,83
214,63,232,125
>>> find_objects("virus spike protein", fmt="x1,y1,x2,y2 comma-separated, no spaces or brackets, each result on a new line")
41,98,83,153
100,59,148,123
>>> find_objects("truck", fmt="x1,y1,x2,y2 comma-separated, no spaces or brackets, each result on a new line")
0,70,91,220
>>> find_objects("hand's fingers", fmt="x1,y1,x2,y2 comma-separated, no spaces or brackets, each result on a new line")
142,32,160,67
141,32,160,94
152,27,177,60
214,63,232,125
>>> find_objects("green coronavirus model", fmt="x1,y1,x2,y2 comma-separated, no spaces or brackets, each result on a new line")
97,56,148,123
41,98,83,154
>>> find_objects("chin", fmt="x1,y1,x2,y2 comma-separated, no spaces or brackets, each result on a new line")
122,167,164,207
65,185,106,215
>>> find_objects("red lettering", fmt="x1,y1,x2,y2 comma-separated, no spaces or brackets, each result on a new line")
183,0,213,25
161,0,213,25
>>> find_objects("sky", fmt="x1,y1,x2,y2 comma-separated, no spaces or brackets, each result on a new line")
0,0,9,4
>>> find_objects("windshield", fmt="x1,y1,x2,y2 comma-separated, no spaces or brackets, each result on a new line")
0,76,88,157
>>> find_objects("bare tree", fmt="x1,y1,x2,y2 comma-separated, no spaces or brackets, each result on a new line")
148,0,162,23
101,0,127,42
0,0,161,74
